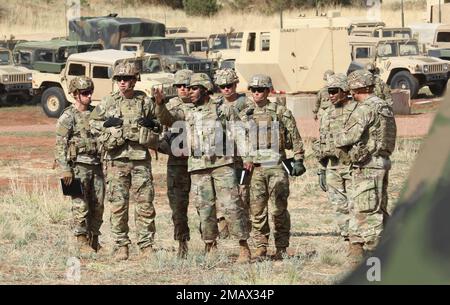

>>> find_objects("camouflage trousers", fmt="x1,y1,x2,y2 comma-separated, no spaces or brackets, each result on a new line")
250,164,290,248
349,166,390,251
105,159,155,249
190,164,249,242
326,165,351,239
71,163,104,237
167,163,191,241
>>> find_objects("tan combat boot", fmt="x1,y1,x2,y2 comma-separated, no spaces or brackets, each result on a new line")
236,240,251,264
178,240,188,259
255,246,267,260
114,246,129,261
218,218,230,239
77,235,95,256
140,246,154,259
273,247,287,260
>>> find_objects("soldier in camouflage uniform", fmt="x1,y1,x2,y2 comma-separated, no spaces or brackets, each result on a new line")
335,69,397,259
213,68,252,238
55,76,104,255
158,69,194,259
155,73,252,263
313,70,335,121
90,62,161,261
315,74,355,241
365,63,393,105
241,74,306,260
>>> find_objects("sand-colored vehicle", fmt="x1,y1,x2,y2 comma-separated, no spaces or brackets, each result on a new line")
207,32,243,69
410,23,450,60
32,49,176,117
350,26,412,39
0,47,32,103
167,32,209,58
349,36,450,97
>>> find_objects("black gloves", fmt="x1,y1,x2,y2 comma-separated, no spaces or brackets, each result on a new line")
318,169,327,192
246,108,255,116
103,117,123,128
291,159,306,177
137,117,159,129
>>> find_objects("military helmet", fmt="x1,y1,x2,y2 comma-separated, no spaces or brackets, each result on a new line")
348,69,375,90
214,68,239,86
327,73,349,92
247,74,273,89
323,69,335,81
113,61,140,80
173,69,193,86
69,76,94,94
188,73,213,92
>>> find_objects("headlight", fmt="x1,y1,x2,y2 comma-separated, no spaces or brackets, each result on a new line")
27,74,32,81
423,65,429,73
3,76,9,82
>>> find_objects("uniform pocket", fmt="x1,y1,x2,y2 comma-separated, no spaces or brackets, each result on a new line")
352,177,378,213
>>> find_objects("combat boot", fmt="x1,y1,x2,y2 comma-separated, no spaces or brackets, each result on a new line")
114,246,129,261
204,241,218,259
90,235,101,252
218,218,230,239
254,246,267,260
77,235,95,256
140,246,154,259
178,240,188,259
273,247,287,260
236,240,251,264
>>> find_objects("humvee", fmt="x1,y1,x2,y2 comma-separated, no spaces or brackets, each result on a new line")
13,40,103,73
349,36,450,97
68,14,165,50
410,23,450,60
0,47,32,103
120,37,215,77
207,32,243,69
350,26,412,39
32,49,176,117
166,32,209,58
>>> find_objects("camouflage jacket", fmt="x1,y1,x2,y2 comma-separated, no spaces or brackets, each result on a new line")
55,104,100,173
374,75,393,106
335,95,396,167
216,93,252,114
157,97,239,173
89,91,157,161
313,86,332,114
240,99,305,166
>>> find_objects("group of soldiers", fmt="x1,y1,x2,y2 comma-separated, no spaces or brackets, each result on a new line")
55,59,396,265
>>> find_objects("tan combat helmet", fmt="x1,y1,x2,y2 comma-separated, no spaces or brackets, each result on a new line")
327,73,349,92
247,74,273,89
173,69,193,86
214,68,239,86
347,69,374,90
69,75,94,94
323,69,335,81
113,61,140,80
188,73,214,92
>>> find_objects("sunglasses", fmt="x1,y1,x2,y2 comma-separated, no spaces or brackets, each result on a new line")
189,86,201,91
250,87,266,93
116,76,135,82
328,88,341,95
79,90,93,96
219,84,234,90
175,84,187,89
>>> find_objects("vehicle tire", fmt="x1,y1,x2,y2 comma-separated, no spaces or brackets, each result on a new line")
429,80,447,97
41,87,67,118
390,71,419,98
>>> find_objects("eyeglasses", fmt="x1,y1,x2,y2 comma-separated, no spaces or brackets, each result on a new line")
189,86,201,91
116,76,135,82
219,84,234,90
175,84,187,89
79,90,93,96
250,87,266,93
327,88,341,95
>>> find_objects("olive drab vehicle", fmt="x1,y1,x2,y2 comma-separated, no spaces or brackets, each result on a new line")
235,28,352,93
0,47,32,104
32,49,176,117
348,36,450,97
68,14,165,50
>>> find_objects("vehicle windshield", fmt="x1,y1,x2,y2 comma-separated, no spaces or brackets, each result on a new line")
0,51,11,65
142,57,162,73
377,41,419,57
399,41,419,56
142,39,187,56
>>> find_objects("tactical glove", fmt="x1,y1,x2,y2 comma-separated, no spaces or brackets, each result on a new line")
291,159,306,177
103,117,123,128
245,108,255,116
317,169,327,192
137,117,158,129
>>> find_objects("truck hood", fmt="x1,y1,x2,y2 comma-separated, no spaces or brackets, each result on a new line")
0,65,32,74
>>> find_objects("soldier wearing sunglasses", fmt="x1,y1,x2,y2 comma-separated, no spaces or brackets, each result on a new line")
241,74,306,260
313,70,335,121
55,76,104,256
213,69,253,239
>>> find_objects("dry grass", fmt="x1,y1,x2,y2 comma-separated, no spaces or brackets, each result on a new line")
0,0,428,39
0,137,420,284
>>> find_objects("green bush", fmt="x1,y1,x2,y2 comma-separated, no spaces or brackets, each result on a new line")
183,0,220,17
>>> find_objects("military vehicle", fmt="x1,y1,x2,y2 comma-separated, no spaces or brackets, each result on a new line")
165,26,188,35
207,32,243,69
236,28,351,93
348,36,450,97
120,37,215,77
32,49,176,117
410,23,450,60
167,32,209,58
0,35,27,51
13,40,103,73
350,26,412,39
0,47,32,104
68,14,165,50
